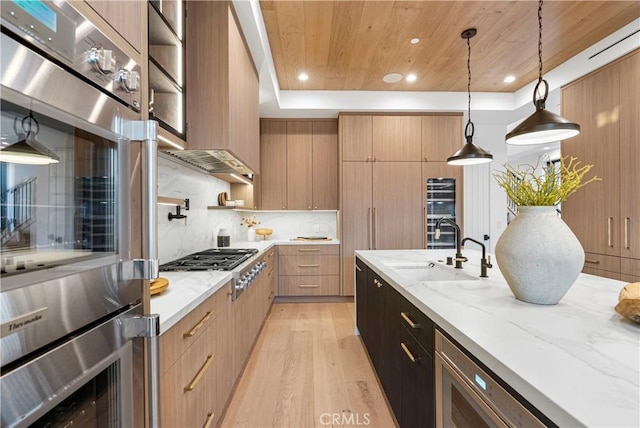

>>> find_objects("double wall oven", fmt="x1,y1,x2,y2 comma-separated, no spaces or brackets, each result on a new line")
1,1,160,427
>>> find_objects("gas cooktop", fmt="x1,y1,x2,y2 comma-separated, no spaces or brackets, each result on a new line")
159,248,258,272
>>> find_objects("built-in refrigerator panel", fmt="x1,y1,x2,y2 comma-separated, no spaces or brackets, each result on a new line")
426,178,457,249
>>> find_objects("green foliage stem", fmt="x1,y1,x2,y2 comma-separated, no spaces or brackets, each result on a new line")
493,155,600,207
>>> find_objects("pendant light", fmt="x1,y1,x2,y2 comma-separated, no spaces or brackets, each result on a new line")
447,28,493,166
0,113,59,165
505,0,580,145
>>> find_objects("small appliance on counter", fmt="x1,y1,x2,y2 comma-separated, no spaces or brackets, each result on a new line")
217,228,231,247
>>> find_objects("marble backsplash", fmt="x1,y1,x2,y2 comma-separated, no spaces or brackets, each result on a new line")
157,155,337,263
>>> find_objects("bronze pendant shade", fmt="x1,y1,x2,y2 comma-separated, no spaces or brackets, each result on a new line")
447,28,493,166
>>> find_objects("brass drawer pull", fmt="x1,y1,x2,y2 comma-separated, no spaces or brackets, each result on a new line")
401,342,417,363
268,251,274,258
401,312,421,329
299,284,320,288
203,412,215,428
184,311,212,338
373,278,383,288
184,355,214,392
355,264,362,272
268,269,274,276
268,291,274,299
298,248,320,252
299,264,320,268
584,259,600,264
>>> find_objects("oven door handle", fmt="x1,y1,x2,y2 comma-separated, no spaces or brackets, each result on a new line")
125,120,160,280
122,313,161,428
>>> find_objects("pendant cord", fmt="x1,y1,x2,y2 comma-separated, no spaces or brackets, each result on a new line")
538,0,544,83
467,34,472,130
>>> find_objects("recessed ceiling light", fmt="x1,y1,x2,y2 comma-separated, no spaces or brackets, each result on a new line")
298,72,309,81
504,75,516,83
383,73,403,83
410,38,420,44
406,74,417,82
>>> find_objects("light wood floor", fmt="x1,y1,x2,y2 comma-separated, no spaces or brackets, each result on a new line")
220,302,397,428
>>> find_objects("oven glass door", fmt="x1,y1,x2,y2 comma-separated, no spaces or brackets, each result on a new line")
31,360,124,427
1,98,121,281
436,353,507,428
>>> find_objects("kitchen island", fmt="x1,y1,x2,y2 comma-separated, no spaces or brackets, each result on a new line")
356,249,640,427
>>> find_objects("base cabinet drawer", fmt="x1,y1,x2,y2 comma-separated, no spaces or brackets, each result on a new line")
279,275,340,296
279,254,339,275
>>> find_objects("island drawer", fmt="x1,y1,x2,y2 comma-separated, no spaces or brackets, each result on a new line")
397,297,434,357
279,254,339,276
278,244,339,256
279,275,340,296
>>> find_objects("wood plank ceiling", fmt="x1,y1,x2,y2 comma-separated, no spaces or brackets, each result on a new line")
260,1,639,92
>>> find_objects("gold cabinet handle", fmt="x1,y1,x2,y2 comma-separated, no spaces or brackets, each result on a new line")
401,342,417,363
625,217,630,250
268,269,274,276
368,207,373,250
355,264,362,272
299,284,320,288
373,278,383,288
267,251,274,258
183,311,212,338
298,264,320,268
268,291,274,299
584,259,600,264
607,217,613,248
298,248,320,252
184,355,214,392
373,207,378,250
203,412,215,428
401,312,421,329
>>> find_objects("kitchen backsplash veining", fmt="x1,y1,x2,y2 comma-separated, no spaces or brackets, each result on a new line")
157,155,337,263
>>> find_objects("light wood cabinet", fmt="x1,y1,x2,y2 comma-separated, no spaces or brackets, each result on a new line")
186,1,260,173
372,116,422,161
84,1,144,53
341,115,373,161
287,122,313,210
260,121,287,210
562,50,639,279
278,245,340,296
312,121,339,210
159,283,229,428
260,119,338,210
422,115,463,162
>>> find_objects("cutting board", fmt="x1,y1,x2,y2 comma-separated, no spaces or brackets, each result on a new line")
150,277,169,296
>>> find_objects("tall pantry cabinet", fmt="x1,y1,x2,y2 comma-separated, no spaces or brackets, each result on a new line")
561,50,639,282
339,114,463,295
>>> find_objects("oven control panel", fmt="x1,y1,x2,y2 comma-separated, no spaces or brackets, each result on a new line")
1,0,141,112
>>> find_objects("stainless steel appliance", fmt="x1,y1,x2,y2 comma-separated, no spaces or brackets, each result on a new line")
435,330,548,428
159,248,266,300
426,178,458,249
1,1,160,426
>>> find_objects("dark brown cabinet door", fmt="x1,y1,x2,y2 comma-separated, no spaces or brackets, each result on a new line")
400,325,435,428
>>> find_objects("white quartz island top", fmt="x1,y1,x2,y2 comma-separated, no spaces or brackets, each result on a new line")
356,249,640,428
151,239,339,333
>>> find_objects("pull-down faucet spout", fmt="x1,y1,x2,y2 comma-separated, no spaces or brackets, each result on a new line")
435,218,466,268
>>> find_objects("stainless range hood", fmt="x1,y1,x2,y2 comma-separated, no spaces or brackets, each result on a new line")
162,149,254,175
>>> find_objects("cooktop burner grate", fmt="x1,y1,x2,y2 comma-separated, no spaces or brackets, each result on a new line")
159,248,258,272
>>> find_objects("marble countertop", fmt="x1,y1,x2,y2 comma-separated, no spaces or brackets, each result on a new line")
356,249,640,428
151,239,340,333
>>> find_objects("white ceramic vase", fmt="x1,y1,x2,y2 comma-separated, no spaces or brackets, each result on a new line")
247,227,256,242
495,206,585,305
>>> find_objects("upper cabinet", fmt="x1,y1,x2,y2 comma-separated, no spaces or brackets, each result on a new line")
260,119,338,210
372,116,422,161
422,115,463,162
186,1,260,174
340,114,462,162
148,0,185,140
84,1,144,54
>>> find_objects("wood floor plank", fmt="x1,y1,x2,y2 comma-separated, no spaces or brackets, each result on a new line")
220,302,396,428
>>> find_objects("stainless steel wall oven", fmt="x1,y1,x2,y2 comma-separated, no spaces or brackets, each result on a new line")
1,1,159,426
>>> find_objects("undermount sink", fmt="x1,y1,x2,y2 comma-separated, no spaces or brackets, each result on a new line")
384,261,479,282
